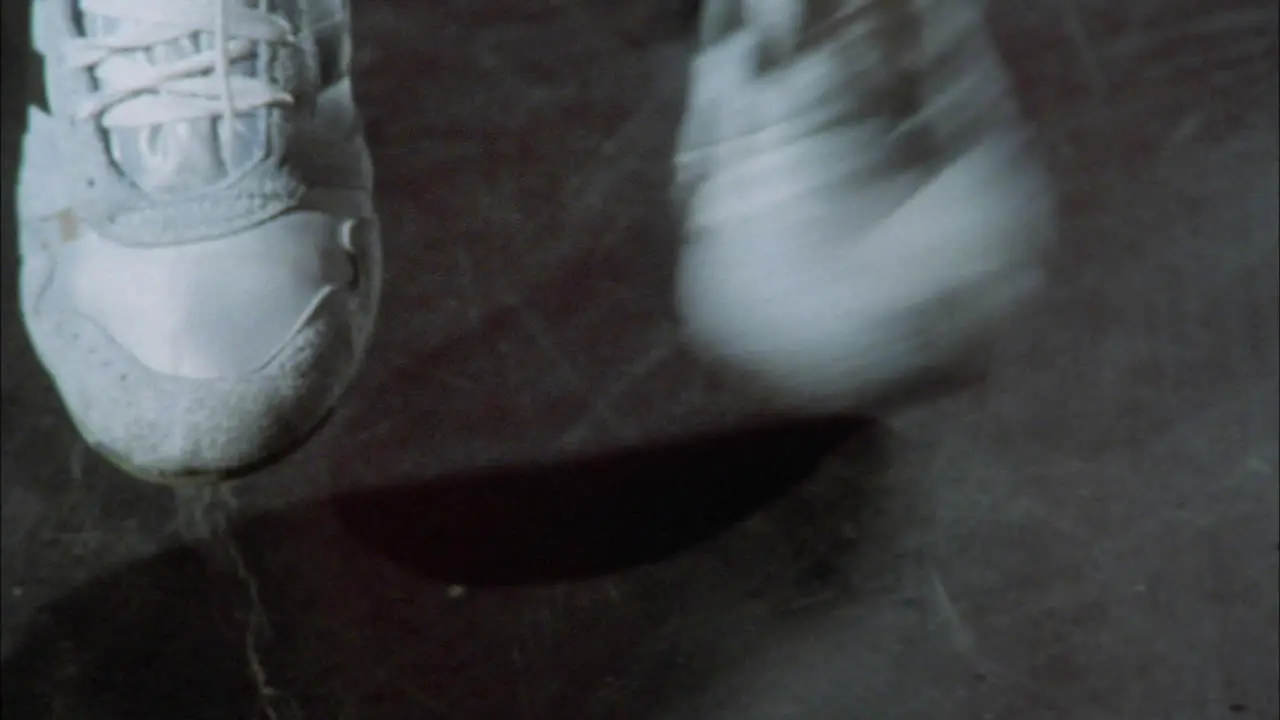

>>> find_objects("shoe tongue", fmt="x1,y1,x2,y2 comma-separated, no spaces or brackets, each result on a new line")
83,3,270,195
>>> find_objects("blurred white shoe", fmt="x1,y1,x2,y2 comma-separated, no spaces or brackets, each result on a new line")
18,0,381,483
675,0,1056,411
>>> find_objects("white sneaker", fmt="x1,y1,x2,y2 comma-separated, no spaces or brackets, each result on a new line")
675,0,1056,411
18,0,381,483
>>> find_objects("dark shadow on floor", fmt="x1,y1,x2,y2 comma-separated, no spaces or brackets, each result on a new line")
335,415,882,584
1,416,886,719
0,546,263,720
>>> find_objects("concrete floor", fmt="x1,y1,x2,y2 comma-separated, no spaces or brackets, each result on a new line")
2,1,1277,718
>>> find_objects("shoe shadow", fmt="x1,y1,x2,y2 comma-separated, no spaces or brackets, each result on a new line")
1,415,886,719
0,546,267,720
333,414,881,585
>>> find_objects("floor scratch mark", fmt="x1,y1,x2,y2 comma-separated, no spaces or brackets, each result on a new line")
1059,0,1107,95
514,303,635,440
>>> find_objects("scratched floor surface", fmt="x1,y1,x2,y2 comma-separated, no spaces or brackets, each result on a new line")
1,1,1277,718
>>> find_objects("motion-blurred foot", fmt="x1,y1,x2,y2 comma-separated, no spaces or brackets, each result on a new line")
674,0,1056,411
18,0,381,483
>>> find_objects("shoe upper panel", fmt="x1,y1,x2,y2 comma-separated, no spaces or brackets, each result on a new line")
677,0,1023,183
30,0,367,247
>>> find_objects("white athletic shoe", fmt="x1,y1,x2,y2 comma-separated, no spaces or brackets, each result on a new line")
675,0,1056,411
18,0,381,483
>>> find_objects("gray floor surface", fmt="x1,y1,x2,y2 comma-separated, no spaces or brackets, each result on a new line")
2,1,1277,718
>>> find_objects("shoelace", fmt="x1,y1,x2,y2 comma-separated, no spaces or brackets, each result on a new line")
64,0,296,148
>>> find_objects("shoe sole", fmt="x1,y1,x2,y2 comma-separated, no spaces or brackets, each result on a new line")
73,407,338,488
